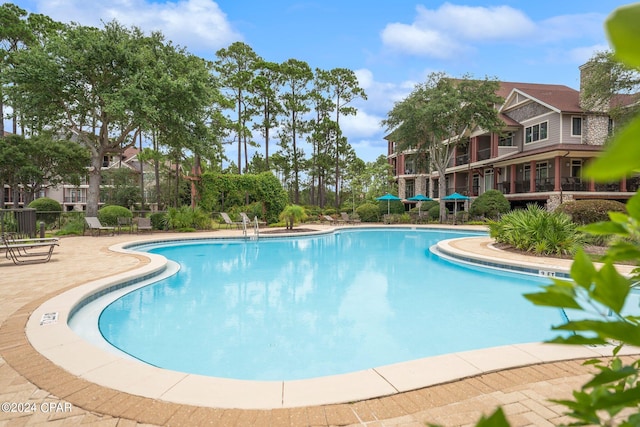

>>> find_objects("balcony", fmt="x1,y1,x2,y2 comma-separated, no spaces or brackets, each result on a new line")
595,182,621,192
628,176,640,192
455,153,469,166
535,178,554,192
496,182,510,194
477,147,491,161
561,177,587,192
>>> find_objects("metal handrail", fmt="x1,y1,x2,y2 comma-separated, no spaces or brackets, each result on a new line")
253,216,260,240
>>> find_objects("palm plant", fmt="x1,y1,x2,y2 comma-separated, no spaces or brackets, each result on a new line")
279,205,307,230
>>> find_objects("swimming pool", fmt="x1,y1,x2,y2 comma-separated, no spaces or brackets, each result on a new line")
84,228,565,381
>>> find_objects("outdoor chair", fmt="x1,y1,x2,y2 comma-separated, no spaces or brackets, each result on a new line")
117,217,133,234
321,215,336,224
341,212,361,225
220,212,242,229
2,234,59,265
137,217,153,233
240,212,266,227
85,216,116,236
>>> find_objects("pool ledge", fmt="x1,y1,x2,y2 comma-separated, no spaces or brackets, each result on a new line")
435,235,637,278
24,230,640,409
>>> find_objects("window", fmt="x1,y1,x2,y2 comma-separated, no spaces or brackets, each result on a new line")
536,162,548,180
405,179,415,198
404,158,415,175
484,169,494,191
499,132,514,146
525,121,548,143
572,116,582,136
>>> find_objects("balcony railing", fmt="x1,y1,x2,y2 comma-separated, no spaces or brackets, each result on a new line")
455,154,469,166
595,182,621,192
496,182,510,194
64,196,87,203
561,177,587,192
535,178,555,192
477,147,491,161
628,176,640,192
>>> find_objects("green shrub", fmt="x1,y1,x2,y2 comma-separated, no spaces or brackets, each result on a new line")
469,190,510,219
150,212,166,230
356,203,380,222
29,197,62,226
97,205,132,226
489,204,582,256
164,206,211,230
555,199,627,224
55,216,85,236
428,204,448,220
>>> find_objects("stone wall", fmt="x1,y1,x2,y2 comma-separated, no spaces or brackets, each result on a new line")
505,103,552,123
583,114,609,146
546,193,574,211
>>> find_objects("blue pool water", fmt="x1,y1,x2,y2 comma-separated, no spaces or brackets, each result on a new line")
98,228,565,381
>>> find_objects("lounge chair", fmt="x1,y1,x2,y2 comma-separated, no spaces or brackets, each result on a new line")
321,215,336,224
2,234,59,265
85,216,116,236
340,212,361,225
137,217,153,233
220,212,242,229
240,212,266,227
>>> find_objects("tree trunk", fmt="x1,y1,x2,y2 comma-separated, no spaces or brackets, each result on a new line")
86,155,103,217
438,169,447,223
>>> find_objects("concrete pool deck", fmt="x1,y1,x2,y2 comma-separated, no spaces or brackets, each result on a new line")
1,224,638,426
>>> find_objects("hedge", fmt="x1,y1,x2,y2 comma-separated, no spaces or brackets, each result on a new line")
555,199,627,224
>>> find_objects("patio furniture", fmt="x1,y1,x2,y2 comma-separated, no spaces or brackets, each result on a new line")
137,217,153,233
85,217,116,236
2,234,59,265
321,215,336,224
240,212,266,227
220,212,242,229
117,217,133,234
341,212,361,225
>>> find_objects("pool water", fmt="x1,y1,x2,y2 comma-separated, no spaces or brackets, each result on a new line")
98,229,564,381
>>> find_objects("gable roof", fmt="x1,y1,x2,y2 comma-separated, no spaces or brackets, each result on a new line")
498,82,582,114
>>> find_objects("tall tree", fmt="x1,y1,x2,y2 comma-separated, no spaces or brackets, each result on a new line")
279,58,313,204
7,20,214,216
383,73,503,221
315,68,366,208
251,60,283,170
214,42,261,174
580,50,640,124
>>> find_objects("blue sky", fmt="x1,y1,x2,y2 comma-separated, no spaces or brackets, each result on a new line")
7,0,633,163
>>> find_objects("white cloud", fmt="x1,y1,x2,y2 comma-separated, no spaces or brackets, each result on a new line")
567,43,610,63
341,110,383,139
381,3,535,59
35,0,241,53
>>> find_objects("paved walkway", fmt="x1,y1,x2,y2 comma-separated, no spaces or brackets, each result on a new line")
0,225,632,426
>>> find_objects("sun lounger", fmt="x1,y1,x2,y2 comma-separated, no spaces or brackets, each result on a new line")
321,215,336,224
240,212,266,227
340,212,361,225
220,212,242,229
2,235,59,265
85,217,116,236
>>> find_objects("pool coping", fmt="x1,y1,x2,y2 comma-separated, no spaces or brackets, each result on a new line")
24,227,640,410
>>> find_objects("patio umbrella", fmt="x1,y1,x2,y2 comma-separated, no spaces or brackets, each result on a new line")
406,194,433,215
441,192,470,220
376,193,402,215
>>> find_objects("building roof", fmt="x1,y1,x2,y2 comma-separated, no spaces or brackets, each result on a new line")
498,82,582,114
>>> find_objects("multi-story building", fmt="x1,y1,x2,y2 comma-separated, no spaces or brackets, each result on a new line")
387,65,639,211
3,146,156,211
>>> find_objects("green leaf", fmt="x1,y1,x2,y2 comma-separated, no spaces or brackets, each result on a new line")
554,320,640,346
585,116,640,181
593,263,631,313
582,366,638,388
547,335,609,346
608,211,630,224
473,408,510,427
571,248,596,289
580,221,628,236
591,385,640,409
606,3,640,69
524,286,581,310
603,242,640,263
625,192,640,220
